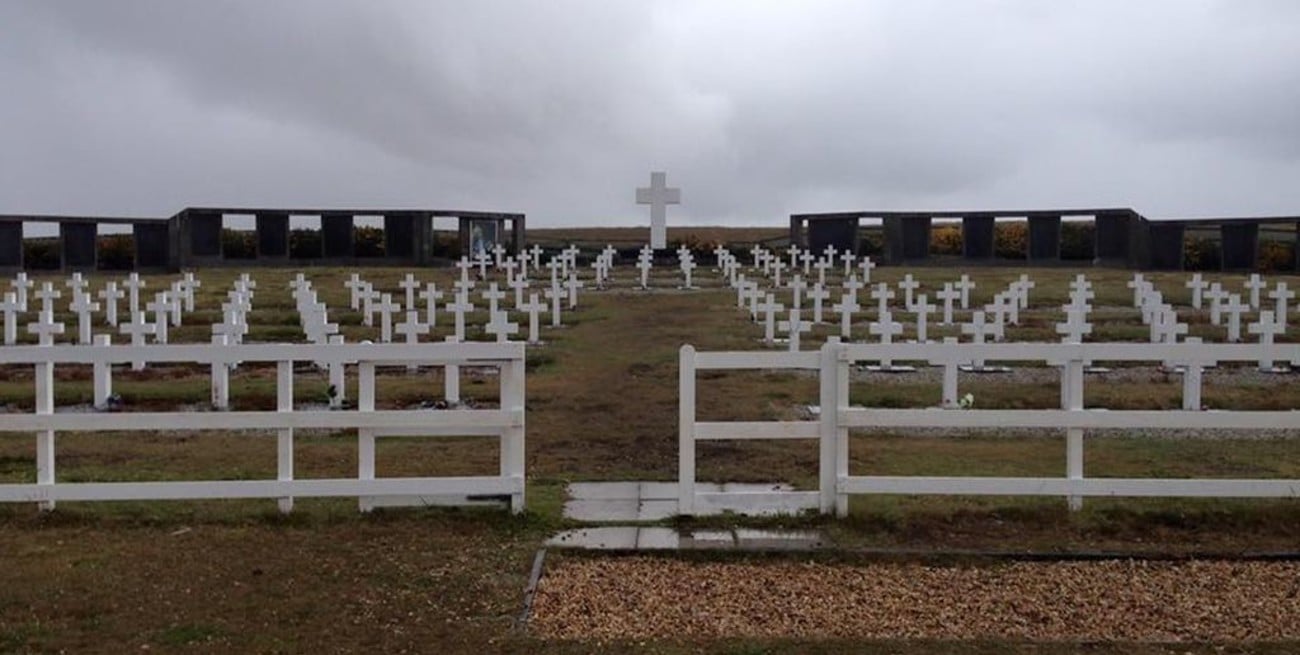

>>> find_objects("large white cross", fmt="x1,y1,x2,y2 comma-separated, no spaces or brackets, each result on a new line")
446,292,474,341
1269,282,1294,329
484,309,519,343
1186,273,1208,309
832,294,860,339
1245,274,1266,310
1248,310,1286,370
481,282,506,316
1,292,19,345
756,293,785,344
68,291,99,345
911,294,935,342
28,309,65,346
807,283,830,324
399,273,421,311
898,274,919,311
520,292,547,344
375,293,400,343
635,171,680,250
98,282,124,327
777,308,811,352
953,275,974,309
935,283,959,325
1222,294,1249,342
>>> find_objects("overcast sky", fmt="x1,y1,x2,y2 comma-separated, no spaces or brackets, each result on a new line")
2,0,1299,229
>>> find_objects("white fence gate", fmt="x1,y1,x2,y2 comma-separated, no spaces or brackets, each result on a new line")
680,341,1300,516
0,341,526,513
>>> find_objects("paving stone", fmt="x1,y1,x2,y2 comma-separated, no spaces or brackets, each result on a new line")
635,527,681,550
568,481,640,500
545,527,638,550
562,499,638,521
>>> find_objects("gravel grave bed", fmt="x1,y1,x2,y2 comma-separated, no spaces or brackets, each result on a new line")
531,556,1300,642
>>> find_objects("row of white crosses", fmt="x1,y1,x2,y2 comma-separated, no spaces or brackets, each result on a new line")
344,271,558,346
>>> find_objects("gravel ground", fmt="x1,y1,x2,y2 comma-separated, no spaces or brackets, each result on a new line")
531,557,1300,642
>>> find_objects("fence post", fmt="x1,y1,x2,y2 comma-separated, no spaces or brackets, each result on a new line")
276,359,295,514
210,334,229,409
678,345,696,516
92,334,113,409
443,336,461,405
819,339,843,516
941,337,959,407
1181,338,1207,411
499,345,527,513
1064,355,1085,511
357,361,376,513
327,334,346,409
34,355,55,512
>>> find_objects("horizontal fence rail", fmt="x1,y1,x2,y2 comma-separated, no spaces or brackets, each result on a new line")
680,341,1300,517
0,342,527,513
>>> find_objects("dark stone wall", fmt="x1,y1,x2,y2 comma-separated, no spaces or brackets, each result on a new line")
0,222,21,267
61,222,97,270
256,212,290,258
807,217,857,255
1028,215,1062,261
134,223,170,269
1094,213,1130,262
962,216,995,258
322,214,354,258
1147,222,1185,270
189,212,223,257
384,215,415,258
1220,223,1259,271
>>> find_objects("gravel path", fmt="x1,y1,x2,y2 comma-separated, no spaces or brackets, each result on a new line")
531,557,1300,642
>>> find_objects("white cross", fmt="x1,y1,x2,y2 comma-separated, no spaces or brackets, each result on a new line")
98,282,124,327
871,283,895,316
543,284,564,327
343,273,366,311
493,243,507,269
859,256,876,284
911,294,935,342
1014,274,1034,310
962,310,997,345
832,294,860,339
843,275,865,303
529,244,544,271
395,309,430,344
1,292,19,345
65,272,87,298
358,284,380,328
502,257,520,287
813,258,832,287
374,293,400,343
1269,282,1294,329
636,171,680,250
446,292,474,341
777,308,812,352
1127,273,1147,308
756,293,785,344
1056,309,1092,343
770,259,786,287
1222,294,1249,342
399,273,422,311
898,274,919,311
484,309,519,343
749,245,764,268
120,310,156,370
869,310,904,353
798,251,814,276
679,254,698,289
1205,283,1228,325
564,275,585,309
953,274,974,309
807,283,830,323
212,307,245,345
1248,310,1285,370
1151,306,1187,344
146,293,172,344
519,292,546,344
1186,273,1208,310
840,251,856,277
481,282,506,316
786,244,800,269
123,273,146,316
166,282,184,327
787,275,807,310
419,283,444,328
10,272,32,311
27,309,65,346
179,272,200,313
636,246,655,289
35,282,61,316
935,283,959,325
455,258,475,288
1245,273,1266,310
474,251,491,280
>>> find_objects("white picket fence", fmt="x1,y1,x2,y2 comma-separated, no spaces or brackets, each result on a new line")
680,340,1300,516
0,341,526,513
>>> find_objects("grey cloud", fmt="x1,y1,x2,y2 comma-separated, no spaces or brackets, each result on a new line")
2,0,1299,226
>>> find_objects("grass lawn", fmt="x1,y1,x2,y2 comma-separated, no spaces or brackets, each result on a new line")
2,263,1299,653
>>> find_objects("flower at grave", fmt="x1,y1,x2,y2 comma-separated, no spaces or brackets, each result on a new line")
958,393,975,409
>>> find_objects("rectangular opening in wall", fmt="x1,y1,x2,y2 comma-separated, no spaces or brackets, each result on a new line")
1260,224,1295,272
222,213,257,260
22,221,60,270
97,223,135,271
1184,225,1221,271
929,217,962,258
994,217,1027,260
1061,216,1095,261
289,215,322,259
354,215,385,258
431,215,459,260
